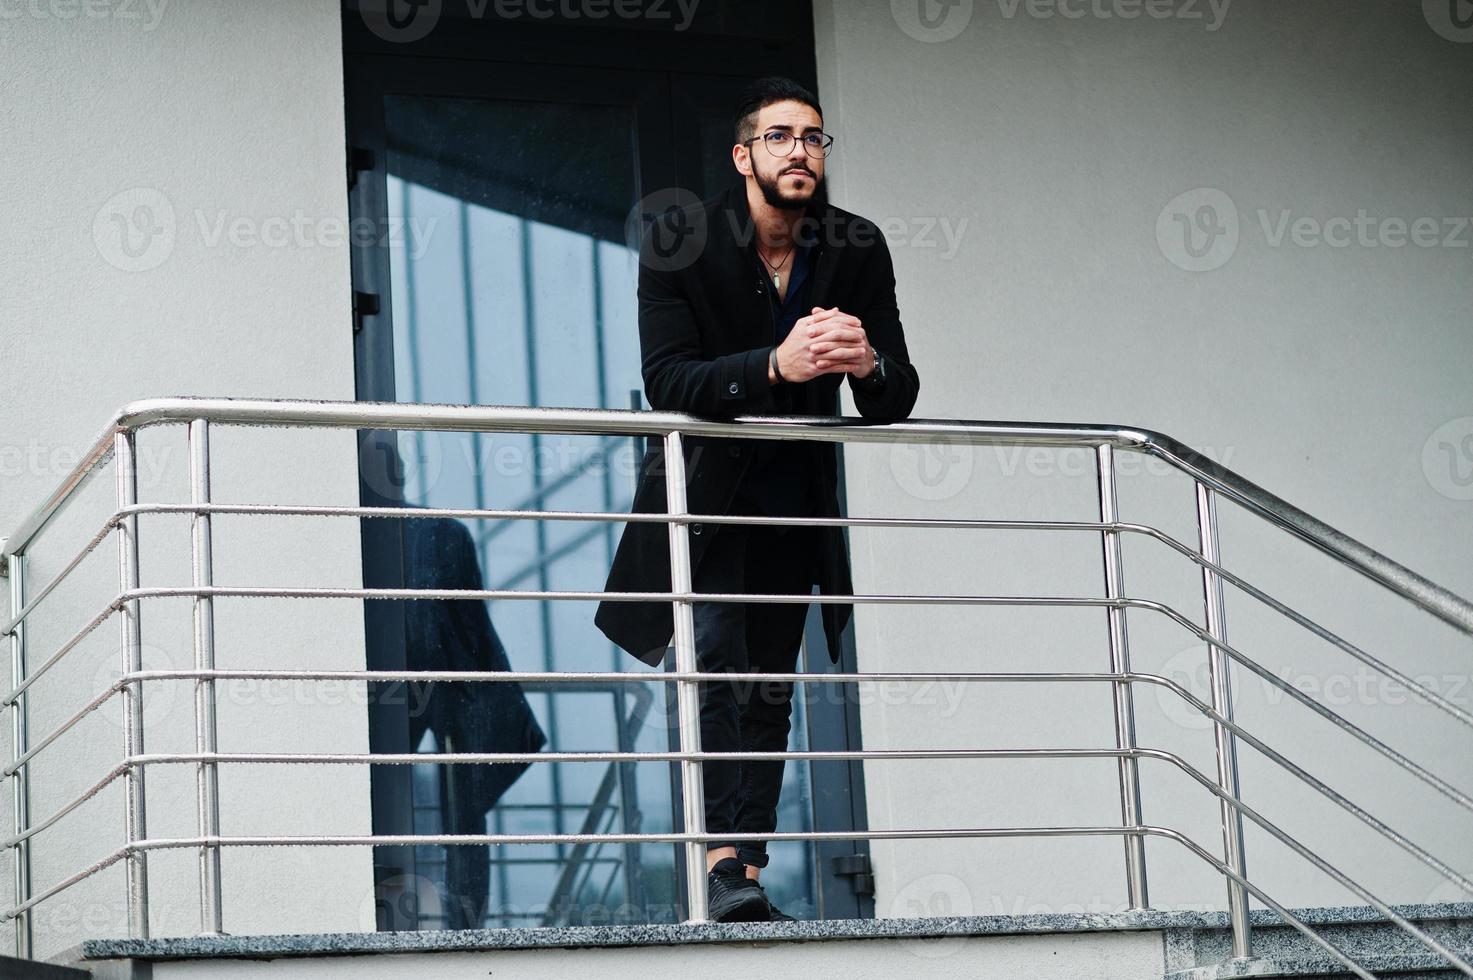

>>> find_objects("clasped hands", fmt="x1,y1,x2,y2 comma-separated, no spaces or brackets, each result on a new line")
768,306,875,384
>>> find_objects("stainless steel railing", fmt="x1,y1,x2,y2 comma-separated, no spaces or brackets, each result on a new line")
1,396,1470,979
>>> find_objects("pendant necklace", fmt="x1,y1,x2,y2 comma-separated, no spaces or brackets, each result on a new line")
758,241,795,290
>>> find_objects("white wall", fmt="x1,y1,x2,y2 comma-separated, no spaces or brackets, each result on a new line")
2,0,1469,957
818,0,1473,919
0,0,371,959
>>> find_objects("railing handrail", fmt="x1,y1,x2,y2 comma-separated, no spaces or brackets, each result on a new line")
2,395,1471,976
4,396,1472,638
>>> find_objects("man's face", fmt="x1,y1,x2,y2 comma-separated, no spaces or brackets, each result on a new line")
737,99,826,211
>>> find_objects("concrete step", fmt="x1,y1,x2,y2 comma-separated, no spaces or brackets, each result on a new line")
1164,902,1473,979
49,901,1473,980
1166,951,1464,979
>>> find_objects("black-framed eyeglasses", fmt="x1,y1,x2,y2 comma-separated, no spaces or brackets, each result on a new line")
741,130,836,158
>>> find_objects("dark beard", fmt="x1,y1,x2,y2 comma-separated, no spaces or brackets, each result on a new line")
754,163,823,211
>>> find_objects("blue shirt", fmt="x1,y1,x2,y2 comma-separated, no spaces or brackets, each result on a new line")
730,242,819,519
770,242,814,347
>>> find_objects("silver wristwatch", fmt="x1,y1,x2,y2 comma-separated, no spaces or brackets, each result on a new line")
858,348,886,388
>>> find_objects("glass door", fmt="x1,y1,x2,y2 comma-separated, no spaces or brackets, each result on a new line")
345,27,868,929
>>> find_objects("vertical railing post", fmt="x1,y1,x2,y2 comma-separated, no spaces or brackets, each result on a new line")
1095,444,1149,909
188,420,224,935
662,430,709,922
114,430,150,939
7,551,33,959
1195,482,1253,959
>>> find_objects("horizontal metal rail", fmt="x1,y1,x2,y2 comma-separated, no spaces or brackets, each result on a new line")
14,582,1468,826
8,509,1471,751
12,501,1467,746
1138,431,1473,636
2,396,1470,977
5,396,1470,636
7,733,1465,973
0,670,1173,852
0,820,1388,980
9,724,1469,976
3,599,119,704
1124,521,1473,731
7,661,1469,912
1137,598,1473,817
1,512,120,636
12,500,1466,739
6,573,1467,928
8,587,1470,877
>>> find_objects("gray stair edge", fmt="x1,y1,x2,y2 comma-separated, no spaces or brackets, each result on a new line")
1172,911,1473,968
59,902,1473,964
1165,948,1472,979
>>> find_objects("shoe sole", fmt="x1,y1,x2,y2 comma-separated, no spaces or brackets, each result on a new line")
710,892,770,923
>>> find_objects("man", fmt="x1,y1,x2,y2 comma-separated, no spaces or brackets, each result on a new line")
594,76,920,922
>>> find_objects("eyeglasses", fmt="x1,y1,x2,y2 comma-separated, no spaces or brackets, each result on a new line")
741,130,836,158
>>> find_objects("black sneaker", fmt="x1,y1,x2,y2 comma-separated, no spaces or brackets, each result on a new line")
752,879,796,921
706,857,770,922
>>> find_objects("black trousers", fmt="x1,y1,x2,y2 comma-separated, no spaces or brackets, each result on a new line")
691,517,819,869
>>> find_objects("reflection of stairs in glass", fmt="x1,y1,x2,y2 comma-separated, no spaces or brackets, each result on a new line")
412,680,655,930
69,904,1473,978
538,681,657,927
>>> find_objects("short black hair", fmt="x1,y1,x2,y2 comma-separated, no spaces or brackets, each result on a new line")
734,76,823,145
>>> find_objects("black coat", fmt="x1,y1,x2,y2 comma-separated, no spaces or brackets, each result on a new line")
594,179,921,667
